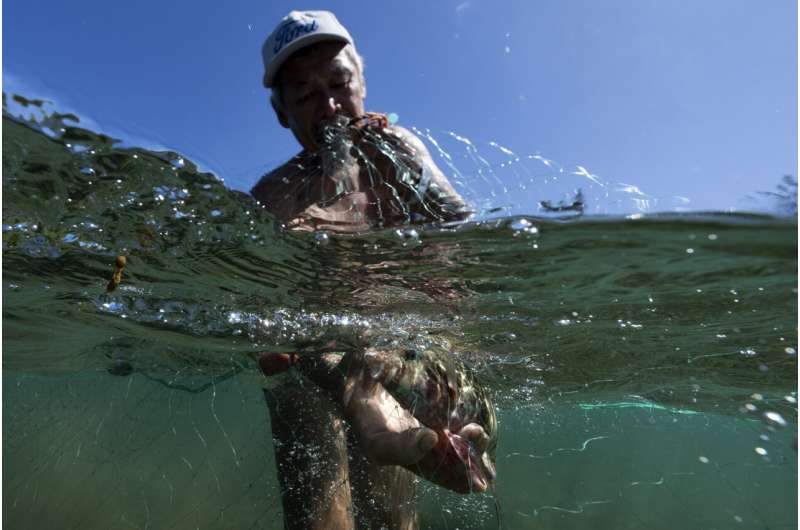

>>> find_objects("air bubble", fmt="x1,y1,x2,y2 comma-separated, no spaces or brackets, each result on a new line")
101,301,124,313
763,411,787,428
510,218,532,231
509,219,538,234
395,227,419,241
314,232,330,246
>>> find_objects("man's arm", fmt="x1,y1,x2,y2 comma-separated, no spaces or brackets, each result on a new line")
387,126,473,223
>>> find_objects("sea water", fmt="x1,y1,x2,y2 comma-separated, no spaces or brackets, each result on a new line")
2,98,797,529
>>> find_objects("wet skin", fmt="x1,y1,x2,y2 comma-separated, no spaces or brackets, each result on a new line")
253,42,470,232
258,348,496,494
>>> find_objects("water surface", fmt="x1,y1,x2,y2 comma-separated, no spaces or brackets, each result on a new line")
3,101,797,529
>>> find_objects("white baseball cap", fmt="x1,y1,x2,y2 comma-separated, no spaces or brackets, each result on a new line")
262,10,353,88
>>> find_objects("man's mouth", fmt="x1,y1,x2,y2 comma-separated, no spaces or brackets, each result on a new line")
314,115,352,146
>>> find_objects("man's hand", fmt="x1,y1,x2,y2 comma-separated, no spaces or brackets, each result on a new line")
341,369,492,493
262,350,493,493
348,121,473,224
341,367,439,466
265,350,438,466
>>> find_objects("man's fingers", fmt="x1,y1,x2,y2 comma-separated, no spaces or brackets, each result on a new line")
297,353,347,396
458,423,490,453
365,427,438,466
258,352,300,376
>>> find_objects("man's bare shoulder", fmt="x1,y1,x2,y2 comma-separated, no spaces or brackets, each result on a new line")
250,154,305,206
384,125,428,155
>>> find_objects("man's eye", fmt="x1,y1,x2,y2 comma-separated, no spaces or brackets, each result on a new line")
331,78,350,90
295,92,313,104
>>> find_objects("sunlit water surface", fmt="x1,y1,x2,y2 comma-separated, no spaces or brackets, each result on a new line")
3,99,798,529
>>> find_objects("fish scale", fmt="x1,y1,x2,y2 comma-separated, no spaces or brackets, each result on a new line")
360,344,498,492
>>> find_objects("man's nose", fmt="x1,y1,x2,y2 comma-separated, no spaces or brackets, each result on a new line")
319,94,341,119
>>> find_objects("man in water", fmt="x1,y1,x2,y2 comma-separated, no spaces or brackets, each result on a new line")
252,11,482,529
252,10,471,232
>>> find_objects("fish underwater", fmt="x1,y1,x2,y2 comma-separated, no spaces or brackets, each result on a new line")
360,345,497,494
258,339,498,495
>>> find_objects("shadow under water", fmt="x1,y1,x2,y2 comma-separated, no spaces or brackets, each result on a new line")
2,96,798,529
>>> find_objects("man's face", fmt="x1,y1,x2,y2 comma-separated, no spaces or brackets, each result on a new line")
275,41,366,152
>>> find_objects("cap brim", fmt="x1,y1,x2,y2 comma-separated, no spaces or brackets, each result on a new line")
263,33,350,88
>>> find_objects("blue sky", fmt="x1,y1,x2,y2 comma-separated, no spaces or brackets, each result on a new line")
4,0,797,214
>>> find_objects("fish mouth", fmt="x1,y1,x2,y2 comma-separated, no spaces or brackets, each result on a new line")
419,429,495,494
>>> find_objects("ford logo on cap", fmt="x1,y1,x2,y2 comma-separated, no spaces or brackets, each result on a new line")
262,10,354,87
273,19,318,55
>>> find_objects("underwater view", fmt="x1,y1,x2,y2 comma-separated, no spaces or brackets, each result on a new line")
2,93,797,529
